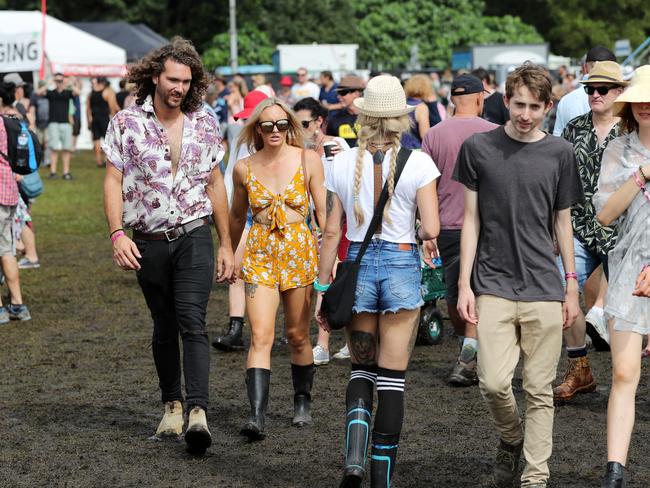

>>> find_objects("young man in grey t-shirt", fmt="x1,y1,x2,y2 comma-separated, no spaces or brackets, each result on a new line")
454,63,582,488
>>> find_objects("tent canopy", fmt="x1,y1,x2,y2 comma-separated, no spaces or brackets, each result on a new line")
71,21,167,62
0,10,126,76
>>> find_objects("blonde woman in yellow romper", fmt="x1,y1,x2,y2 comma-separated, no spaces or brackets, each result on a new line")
229,98,326,441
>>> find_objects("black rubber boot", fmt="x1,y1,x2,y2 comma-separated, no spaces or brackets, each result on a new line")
240,368,270,441
370,432,400,488
601,461,625,487
339,399,372,488
291,363,315,427
211,317,245,351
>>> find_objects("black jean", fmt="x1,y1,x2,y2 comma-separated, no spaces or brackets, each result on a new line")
135,225,214,410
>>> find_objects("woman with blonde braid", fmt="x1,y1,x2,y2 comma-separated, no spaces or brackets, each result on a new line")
316,76,440,488
230,98,326,441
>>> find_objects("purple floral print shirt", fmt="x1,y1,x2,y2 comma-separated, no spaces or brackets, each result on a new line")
102,95,225,232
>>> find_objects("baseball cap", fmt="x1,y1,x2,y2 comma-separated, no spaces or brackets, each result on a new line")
451,74,485,96
585,46,617,63
280,75,293,87
3,73,25,87
233,89,269,121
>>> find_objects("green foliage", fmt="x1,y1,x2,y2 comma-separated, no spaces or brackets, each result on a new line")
353,0,543,69
202,26,275,71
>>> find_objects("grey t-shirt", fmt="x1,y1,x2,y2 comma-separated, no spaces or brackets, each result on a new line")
453,126,584,302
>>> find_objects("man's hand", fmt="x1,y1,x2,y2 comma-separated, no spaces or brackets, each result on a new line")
562,285,580,329
457,285,478,325
113,235,141,270
216,244,235,283
633,266,650,297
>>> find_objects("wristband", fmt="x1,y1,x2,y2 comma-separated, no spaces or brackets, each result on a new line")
565,272,578,281
109,228,124,238
110,230,125,243
313,277,330,292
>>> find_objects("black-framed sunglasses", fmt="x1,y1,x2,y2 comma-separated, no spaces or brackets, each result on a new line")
337,89,357,96
301,118,317,129
258,119,290,133
584,85,619,96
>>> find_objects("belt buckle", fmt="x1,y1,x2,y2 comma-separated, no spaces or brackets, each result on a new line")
164,228,180,242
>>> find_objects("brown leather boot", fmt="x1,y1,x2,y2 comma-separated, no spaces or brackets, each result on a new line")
553,356,596,402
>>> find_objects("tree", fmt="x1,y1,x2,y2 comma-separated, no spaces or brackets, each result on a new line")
202,25,275,71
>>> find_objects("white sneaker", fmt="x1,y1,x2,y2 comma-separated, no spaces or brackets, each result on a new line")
333,344,350,360
586,307,609,345
312,344,330,365
155,400,184,438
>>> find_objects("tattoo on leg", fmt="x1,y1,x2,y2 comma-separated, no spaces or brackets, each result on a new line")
326,190,334,216
349,331,377,365
245,282,258,298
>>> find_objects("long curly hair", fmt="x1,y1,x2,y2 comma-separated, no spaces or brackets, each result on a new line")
128,37,208,114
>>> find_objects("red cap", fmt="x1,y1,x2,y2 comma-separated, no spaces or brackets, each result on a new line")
234,89,270,121
280,75,293,87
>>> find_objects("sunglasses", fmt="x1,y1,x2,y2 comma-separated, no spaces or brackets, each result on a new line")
584,85,619,96
54,79,64,83
258,119,290,133
337,89,357,96
301,119,317,129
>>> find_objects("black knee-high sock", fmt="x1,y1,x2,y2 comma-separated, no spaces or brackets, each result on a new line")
374,367,405,434
346,363,377,411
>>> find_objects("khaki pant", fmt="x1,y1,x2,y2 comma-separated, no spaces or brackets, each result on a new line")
476,295,563,486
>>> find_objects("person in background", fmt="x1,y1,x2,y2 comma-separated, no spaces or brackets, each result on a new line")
277,75,293,105
401,74,432,149
29,80,49,165
553,46,617,137
251,74,275,97
87,77,120,168
213,74,230,128
290,68,320,104
0,82,32,322
116,78,130,110
3,74,32,125
421,74,497,387
69,77,82,154
319,71,341,115
36,73,80,180
471,68,509,125
293,96,350,365
326,75,364,148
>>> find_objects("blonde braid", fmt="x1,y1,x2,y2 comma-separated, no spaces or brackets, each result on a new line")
352,132,367,226
382,134,400,223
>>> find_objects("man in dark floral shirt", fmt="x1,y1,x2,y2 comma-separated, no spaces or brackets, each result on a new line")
554,61,627,403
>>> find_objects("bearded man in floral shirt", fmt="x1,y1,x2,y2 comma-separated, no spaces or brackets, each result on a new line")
103,37,234,455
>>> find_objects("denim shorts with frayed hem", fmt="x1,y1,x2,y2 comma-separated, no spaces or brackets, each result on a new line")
346,239,423,314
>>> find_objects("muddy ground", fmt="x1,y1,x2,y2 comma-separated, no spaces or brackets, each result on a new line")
0,161,649,487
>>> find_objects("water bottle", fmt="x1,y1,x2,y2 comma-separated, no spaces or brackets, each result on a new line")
15,124,30,172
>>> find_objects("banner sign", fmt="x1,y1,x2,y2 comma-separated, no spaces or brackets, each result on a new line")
50,63,128,78
0,32,42,72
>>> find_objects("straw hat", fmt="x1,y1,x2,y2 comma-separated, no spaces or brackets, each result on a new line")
613,65,650,116
582,61,627,86
353,75,415,118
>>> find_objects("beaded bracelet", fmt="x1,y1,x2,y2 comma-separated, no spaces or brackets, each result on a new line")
313,277,330,292
633,171,650,204
565,272,578,281
110,230,126,243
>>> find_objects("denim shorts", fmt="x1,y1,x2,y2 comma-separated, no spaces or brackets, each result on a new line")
556,236,609,291
346,239,423,314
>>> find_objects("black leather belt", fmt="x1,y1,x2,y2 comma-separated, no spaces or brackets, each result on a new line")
132,218,209,242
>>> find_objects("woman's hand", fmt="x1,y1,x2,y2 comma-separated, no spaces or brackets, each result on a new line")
633,266,650,297
330,142,343,156
421,239,439,268
316,307,331,332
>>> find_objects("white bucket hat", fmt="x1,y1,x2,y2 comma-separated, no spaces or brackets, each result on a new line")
613,65,650,116
353,75,415,118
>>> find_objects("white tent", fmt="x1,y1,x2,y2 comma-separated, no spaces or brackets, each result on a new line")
0,10,127,77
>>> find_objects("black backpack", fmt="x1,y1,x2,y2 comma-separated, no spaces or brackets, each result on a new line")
0,115,43,175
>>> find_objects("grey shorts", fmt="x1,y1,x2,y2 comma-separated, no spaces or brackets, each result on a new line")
47,122,73,151
0,205,16,256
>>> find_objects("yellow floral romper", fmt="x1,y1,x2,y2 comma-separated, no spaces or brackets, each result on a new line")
241,159,318,291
